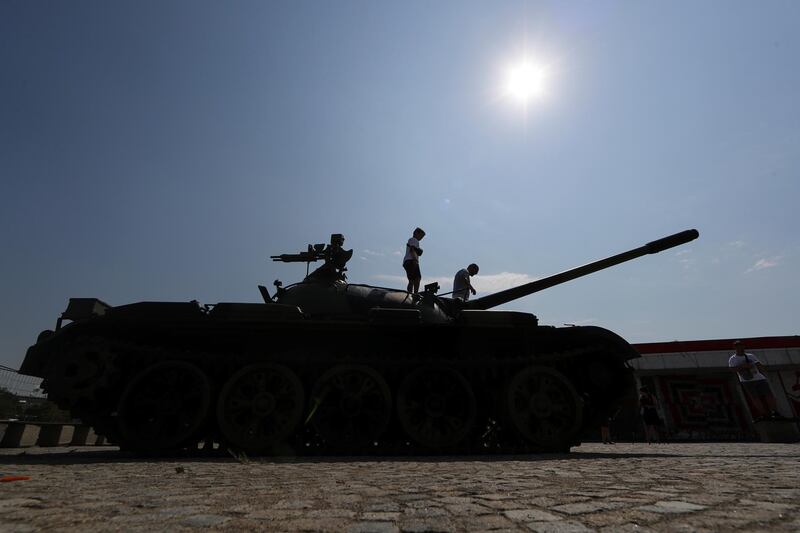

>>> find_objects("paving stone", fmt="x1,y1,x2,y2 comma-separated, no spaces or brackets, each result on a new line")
478,493,517,501
738,498,795,512
637,501,707,514
598,524,655,533
445,503,492,515
279,517,353,531
550,501,624,515
180,514,230,527
365,502,402,512
436,496,474,505
468,514,519,530
157,505,207,516
245,509,305,520
403,506,448,518
504,509,561,522
364,512,402,521
484,498,542,510
0,522,37,533
765,488,800,499
0,499,43,511
306,508,357,518
274,498,316,509
526,521,594,532
399,518,457,532
348,521,401,533
331,494,367,505
670,493,732,506
636,490,678,497
108,513,152,524
0,443,798,531
665,516,758,531
406,500,445,510
568,491,618,498
397,494,429,502
606,497,650,504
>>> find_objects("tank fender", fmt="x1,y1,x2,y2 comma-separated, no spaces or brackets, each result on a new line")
572,325,641,362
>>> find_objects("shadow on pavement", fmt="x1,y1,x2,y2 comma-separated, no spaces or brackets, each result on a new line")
2,445,799,466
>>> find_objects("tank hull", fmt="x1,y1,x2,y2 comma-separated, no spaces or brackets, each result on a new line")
21,301,638,455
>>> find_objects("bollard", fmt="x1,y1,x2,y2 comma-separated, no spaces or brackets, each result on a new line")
0,422,41,447
38,424,76,447
70,425,90,446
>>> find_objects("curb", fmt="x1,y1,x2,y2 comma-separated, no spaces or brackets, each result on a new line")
0,421,107,448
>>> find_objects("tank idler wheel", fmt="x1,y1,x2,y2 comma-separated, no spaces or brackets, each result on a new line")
216,363,304,455
397,366,477,451
310,364,391,450
505,366,583,452
42,336,119,409
117,361,211,453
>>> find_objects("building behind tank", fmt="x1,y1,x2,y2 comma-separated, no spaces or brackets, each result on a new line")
607,336,800,442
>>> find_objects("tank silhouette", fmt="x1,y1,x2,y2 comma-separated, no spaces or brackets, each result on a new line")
20,229,698,455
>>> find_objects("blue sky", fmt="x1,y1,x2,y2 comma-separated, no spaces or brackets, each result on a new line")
2,1,798,368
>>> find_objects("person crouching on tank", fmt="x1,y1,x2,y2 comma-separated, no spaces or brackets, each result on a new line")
403,227,425,294
453,263,479,301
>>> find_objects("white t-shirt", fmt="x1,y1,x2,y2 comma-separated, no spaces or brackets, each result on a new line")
728,352,767,382
452,268,471,301
403,237,420,263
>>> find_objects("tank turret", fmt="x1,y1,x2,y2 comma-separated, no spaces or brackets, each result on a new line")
268,229,699,321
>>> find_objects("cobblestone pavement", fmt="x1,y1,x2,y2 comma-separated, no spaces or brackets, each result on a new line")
1,443,798,532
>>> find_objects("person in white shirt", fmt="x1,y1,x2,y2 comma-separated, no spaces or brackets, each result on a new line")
728,340,779,420
403,227,425,294
452,263,479,302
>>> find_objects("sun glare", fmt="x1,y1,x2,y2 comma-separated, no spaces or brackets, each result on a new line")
503,59,549,105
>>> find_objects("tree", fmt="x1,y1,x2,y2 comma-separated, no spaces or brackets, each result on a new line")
21,399,72,423
0,387,18,419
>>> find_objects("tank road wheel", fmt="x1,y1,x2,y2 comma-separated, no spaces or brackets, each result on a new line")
505,366,583,452
117,361,211,453
216,363,304,455
310,365,391,449
397,366,477,450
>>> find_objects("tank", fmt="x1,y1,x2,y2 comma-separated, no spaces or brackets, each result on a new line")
19,229,699,455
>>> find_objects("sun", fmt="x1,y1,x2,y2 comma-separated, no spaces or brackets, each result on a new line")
503,58,549,105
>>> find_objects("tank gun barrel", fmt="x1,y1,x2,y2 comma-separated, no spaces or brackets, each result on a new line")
465,229,699,311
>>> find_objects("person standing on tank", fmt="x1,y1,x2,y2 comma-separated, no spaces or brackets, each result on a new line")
403,227,425,294
452,263,479,301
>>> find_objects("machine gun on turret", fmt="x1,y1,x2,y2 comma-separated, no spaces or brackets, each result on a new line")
271,233,353,281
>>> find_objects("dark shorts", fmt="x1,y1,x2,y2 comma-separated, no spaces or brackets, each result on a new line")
403,260,421,280
742,379,772,397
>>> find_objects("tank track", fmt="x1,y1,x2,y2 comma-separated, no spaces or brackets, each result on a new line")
43,326,635,456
